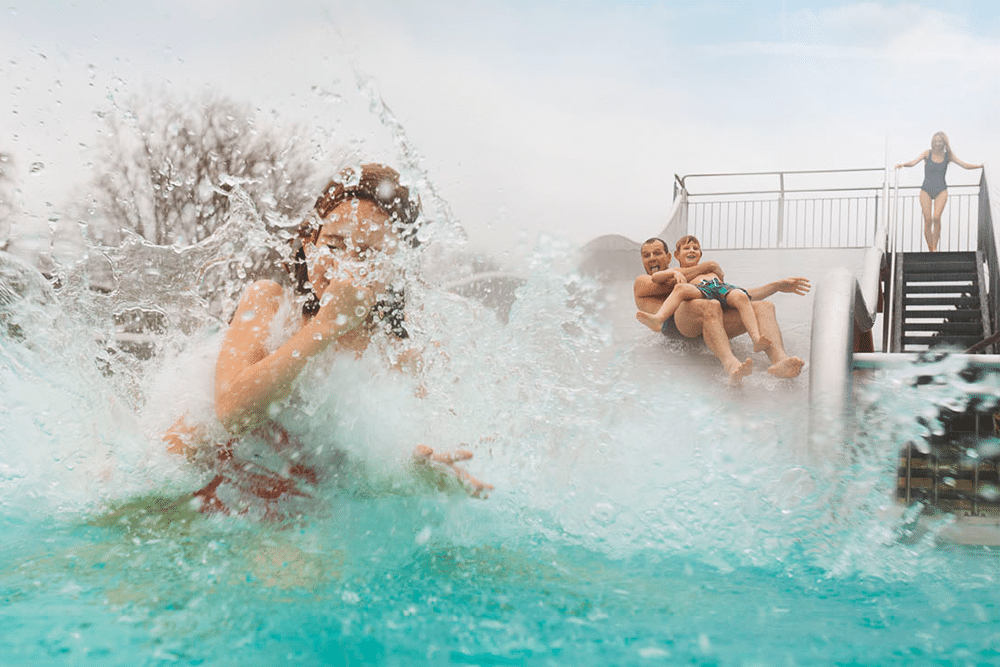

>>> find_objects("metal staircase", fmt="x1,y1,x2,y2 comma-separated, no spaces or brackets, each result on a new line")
891,251,990,352
898,392,1000,518
804,167,1000,541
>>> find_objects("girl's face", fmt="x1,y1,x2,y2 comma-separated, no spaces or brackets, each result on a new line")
304,198,397,294
932,134,946,151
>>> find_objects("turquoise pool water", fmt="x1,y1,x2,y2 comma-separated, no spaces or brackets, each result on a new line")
3,246,1000,666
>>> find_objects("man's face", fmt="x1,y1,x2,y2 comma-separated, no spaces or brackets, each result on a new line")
674,239,703,268
640,241,671,275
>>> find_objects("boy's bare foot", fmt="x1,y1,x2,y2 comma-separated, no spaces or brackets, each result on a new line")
767,356,804,378
753,335,773,354
636,310,663,332
726,357,753,386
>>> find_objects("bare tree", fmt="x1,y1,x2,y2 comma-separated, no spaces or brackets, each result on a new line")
85,94,315,246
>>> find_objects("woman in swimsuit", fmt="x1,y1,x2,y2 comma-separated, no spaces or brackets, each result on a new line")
896,132,982,252
163,163,490,518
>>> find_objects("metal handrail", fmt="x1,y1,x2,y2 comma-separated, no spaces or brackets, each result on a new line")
685,182,980,199
679,166,884,183
670,167,983,252
885,168,901,352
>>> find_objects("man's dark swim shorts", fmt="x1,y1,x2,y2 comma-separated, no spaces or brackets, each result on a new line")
660,315,682,338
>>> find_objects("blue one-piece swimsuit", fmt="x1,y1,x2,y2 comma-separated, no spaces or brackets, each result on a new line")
921,153,949,199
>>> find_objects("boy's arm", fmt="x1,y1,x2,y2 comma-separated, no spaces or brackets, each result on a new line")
678,260,723,282
746,277,811,300
634,269,684,300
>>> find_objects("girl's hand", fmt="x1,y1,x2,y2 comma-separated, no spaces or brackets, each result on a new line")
412,445,493,499
313,275,377,332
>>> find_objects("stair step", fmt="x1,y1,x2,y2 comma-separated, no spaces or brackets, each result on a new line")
902,337,981,348
903,275,977,285
905,309,981,321
903,251,977,264
904,322,982,334
903,284,976,295
904,262,977,274
903,298,979,317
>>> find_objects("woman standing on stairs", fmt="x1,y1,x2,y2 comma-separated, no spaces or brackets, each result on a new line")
896,132,983,252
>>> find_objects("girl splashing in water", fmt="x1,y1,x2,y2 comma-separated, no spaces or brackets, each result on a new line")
163,163,490,518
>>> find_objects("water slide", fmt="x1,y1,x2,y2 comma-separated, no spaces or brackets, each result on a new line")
577,165,1000,544
578,234,869,396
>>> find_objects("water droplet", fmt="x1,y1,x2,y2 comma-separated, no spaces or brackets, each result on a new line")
29,161,45,174
414,526,432,545
291,349,300,358
354,306,366,317
319,293,333,307
240,309,257,322
978,485,1000,500
334,314,348,326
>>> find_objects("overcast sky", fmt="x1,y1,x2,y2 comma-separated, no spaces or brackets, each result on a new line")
2,0,998,262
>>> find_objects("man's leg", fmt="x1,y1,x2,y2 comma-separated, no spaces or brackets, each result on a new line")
675,299,752,384
747,300,804,378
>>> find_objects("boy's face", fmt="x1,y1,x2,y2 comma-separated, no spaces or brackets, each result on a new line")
640,241,671,275
674,239,703,268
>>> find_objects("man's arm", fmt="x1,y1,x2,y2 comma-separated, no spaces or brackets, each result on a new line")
745,277,810,301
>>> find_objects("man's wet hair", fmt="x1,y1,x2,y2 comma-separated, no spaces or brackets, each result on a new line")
642,237,669,254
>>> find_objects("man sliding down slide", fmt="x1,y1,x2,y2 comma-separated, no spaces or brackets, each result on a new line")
633,236,809,385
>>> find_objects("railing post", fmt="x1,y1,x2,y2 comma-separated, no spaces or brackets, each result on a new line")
777,172,785,246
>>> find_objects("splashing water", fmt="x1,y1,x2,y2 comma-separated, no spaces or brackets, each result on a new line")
3,202,1000,665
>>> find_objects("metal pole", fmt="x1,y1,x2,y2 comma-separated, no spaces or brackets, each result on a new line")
905,442,912,505
972,412,981,516
777,172,785,246
886,168,901,351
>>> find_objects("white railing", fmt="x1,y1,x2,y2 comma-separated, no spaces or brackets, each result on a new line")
666,168,982,252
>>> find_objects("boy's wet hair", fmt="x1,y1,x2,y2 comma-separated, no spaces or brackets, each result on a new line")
674,235,701,252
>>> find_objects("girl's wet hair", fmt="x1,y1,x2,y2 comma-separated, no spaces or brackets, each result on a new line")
290,163,420,330
311,163,422,242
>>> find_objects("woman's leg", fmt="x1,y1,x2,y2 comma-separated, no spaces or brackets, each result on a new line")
919,190,934,251
930,190,949,252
